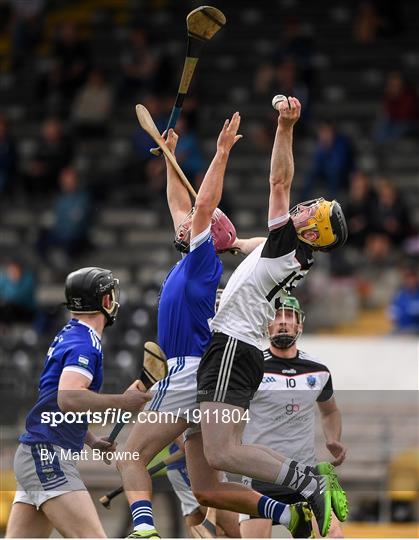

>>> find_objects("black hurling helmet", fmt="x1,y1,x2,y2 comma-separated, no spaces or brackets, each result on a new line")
65,267,120,326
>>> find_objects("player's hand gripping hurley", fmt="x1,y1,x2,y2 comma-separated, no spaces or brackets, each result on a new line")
137,105,242,199
137,104,197,198
106,342,168,444
150,6,226,155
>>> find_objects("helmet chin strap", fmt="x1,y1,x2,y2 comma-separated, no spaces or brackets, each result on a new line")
270,333,297,349
100,288,120,327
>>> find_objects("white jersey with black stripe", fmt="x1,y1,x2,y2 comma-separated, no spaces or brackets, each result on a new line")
243,349,334,465
210,215,314,350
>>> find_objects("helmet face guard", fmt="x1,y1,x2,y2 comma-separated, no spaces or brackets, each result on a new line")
174,207,236,254
65,267,120,326
290,198,348,251
99,278,120,326
174,209,194,253
269,296,305,349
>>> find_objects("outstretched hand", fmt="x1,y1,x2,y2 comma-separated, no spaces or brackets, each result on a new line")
277,97,301,129
217,111,243,153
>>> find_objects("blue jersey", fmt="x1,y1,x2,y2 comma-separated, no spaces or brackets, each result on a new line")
19,319,103,451
158,227,222,359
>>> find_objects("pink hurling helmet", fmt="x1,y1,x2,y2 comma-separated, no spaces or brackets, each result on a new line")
174,207,237,254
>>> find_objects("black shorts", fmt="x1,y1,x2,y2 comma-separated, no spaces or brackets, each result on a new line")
196,332,264,410
250,479,305,508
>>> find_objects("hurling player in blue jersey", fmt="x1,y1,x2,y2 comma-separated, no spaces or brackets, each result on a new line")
6,267,151,538
117,113,313,539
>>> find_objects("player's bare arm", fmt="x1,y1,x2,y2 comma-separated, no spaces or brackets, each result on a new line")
191,111,242,239
232,236,266,255
58,371,151,413
317,397,347,466
163,128,193,230
268,97,301,221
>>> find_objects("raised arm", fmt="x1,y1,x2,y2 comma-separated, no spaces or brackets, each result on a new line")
191,112,242,240
232,236,266,255
163,128,193,230
268,97,301,222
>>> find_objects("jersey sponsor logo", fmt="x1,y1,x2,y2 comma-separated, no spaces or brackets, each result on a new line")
282,368,297,374
262,376,276,383
306,375,316,387
285,398,300,415
78,355,89,366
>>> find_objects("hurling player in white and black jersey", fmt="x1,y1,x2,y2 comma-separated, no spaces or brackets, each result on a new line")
195,97,349,537
240,296,347,538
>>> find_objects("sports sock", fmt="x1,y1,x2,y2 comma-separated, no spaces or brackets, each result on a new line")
257,495,291,526
288,459,316,476
275,462,321,498
130,500,155,532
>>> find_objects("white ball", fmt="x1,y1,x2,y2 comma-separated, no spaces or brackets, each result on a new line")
272,94,288,110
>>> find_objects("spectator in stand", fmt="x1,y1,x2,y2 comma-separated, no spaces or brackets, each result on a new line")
22,117,74,196
372,178,412,246
354,0,404,43
353,1,381,43
51,22,91,103
37,168,91,263
10,0,45,70
390,264,419,334
254,16,314,95
374,72,418,144
271,16,314,87
142,115,204,203
71,69,113,138
345,170,376,250
0,116,17,196
170,116,204,184
301,121,355,200
36,62,66,118
119,27,159,97
0,258,36,324
363,178,412,264
129,95,168,203
254,58,309,131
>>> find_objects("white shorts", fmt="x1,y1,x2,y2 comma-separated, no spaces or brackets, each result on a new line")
13,443,86,509
146,356,200,421
167,467,200,517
